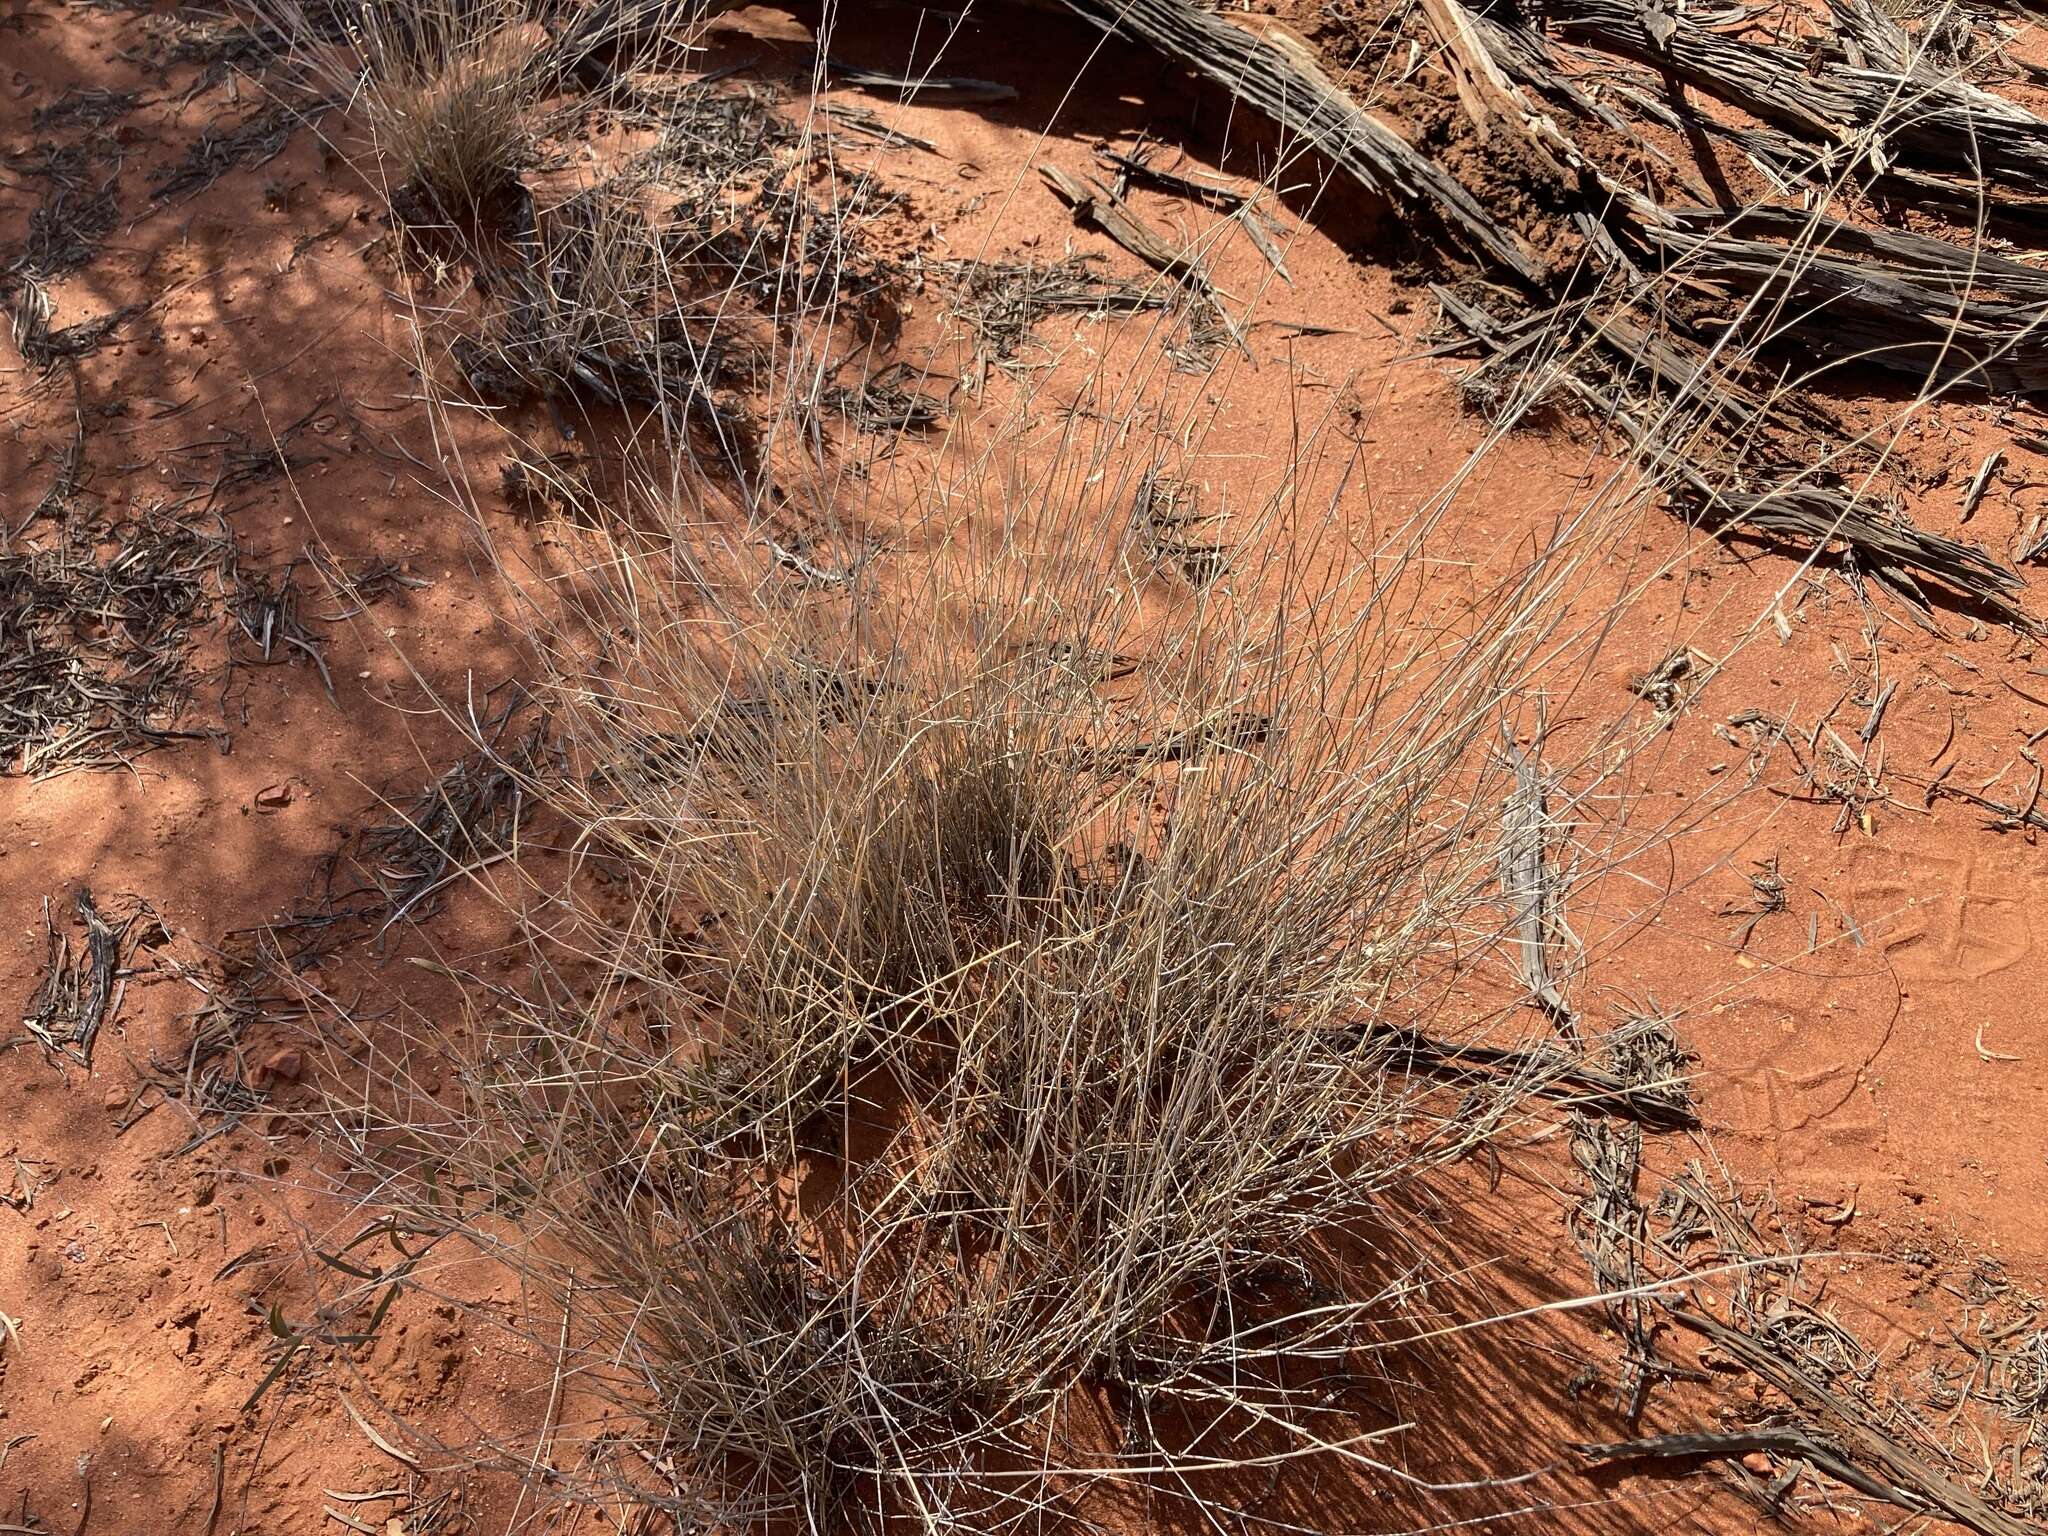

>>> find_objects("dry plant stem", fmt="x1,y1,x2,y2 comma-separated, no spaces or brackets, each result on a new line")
1667,1308,2040,1536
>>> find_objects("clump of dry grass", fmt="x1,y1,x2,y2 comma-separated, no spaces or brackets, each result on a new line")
271,19,1678,1522
311,387,1632,1528
255,0,551,225
366,16,539,224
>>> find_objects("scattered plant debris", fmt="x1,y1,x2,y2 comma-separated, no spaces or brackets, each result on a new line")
152,104,302,203
0,509,236,776
13,891,143,1067
265,690,554,964
942,255,1172,374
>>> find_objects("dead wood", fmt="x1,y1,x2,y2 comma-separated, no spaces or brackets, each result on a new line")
826,58,1016,103
1433,285,2031,627
1052,0,1547,283
1501,733,1574,1029
1544,0,2048,187
1489,21,2029,378
1095,145,1254,212
1573,1426,1921,1508
1417,0,1584,184
1667,207,2048,306
1095,145,1295,278
1351,1021,1701,1129
1668,1306,2044,1536
1641,209,2048,395
534,0,2042,629
1039,163,1202,279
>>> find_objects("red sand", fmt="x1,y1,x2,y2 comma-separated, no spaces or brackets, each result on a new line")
4,1,2046,1531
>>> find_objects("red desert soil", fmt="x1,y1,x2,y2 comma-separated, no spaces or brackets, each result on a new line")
3,1,2047,1533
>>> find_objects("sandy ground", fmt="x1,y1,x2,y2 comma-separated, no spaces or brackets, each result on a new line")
4,1,2048,1532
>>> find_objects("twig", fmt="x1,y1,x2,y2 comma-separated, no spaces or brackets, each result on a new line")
825,58,1015,102
1039,164,1204,281
1962,451,2004,523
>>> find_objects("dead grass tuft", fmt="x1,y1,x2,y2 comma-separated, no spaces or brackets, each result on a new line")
256,0,548,224
315,398,1627,1527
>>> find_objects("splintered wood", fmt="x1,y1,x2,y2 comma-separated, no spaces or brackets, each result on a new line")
1052,0,2039,625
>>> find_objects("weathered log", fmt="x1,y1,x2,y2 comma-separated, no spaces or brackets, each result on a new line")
1435,285,2031,626
1542,0,2048,185
1052,0,1549,284
1642,209,2048,395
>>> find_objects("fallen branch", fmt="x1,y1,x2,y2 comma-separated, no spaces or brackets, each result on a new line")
1573,1426,1920,1509
826,58,1017,103
1039,163,1202,280
1433,285,2031,628
1354,1022,1700,1130
1666,1306,2042,1536
1545,0,2048,186
1501,732,1575,1030
1053,0,1547,283
1643,209,2048,395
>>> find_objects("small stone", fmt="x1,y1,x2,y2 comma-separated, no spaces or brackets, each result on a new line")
254,1048,303,1087
103,1086,127,1110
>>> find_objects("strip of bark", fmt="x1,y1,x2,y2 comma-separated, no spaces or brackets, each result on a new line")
1435,286,2029,627
1039,164,1202,279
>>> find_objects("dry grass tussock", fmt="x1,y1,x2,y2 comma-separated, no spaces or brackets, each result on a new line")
270,7,1731,1530
258,0,713,226
317,422,1670,1531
